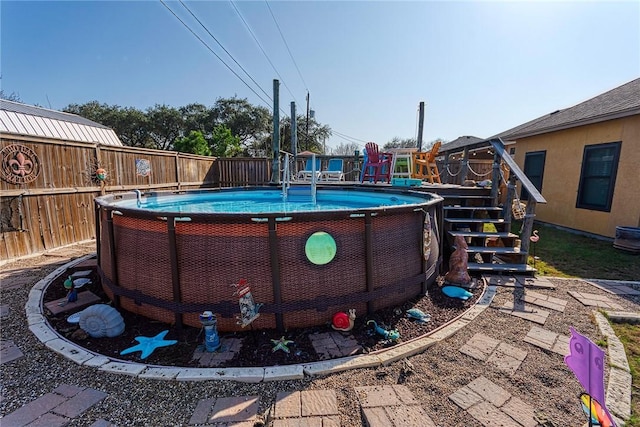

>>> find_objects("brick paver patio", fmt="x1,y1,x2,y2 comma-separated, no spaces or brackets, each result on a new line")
0,339,24,365
523,325,570,356
567,291,625,310
521,290,568,312
0,384,107,427
308,331,363,360
497,301,550,325
355,385,436,427
272,390,339,426
449,376,537,427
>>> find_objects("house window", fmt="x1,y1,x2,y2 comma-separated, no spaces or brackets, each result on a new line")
521,151,546,200
576,142,621,212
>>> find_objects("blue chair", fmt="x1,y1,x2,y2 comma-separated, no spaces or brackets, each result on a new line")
297,158,321,181
320,159,344,181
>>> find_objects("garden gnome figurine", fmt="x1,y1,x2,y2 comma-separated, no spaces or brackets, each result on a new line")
62,276,78,305
444,235,471,285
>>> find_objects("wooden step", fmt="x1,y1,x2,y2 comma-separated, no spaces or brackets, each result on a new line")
444,194,492,199
449,231,518,239
467,262,536,273
463,246,527,255
445,218,506,224
444,206,503,211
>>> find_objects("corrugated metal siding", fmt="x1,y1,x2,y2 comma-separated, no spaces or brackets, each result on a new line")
0,110,123,146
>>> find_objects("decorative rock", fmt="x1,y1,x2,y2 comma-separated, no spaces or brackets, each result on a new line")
71,328,89,340
442,286,473,300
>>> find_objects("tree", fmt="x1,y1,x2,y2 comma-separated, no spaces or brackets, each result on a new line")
0,90,21,102
212,97,270,154
331,142,361,156
173,130,212,156
180,103,215,136
146,104,184,151
277,115,332,154
383,137,417,150
116,107,151,148
209,125,241,157
65,102,153,148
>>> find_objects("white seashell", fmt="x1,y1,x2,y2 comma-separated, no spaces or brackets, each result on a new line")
73,278,91,288
79,304,125,338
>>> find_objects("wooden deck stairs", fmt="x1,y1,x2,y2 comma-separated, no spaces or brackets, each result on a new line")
442,189,536,275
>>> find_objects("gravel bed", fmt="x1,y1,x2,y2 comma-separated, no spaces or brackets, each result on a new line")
1,244,638,426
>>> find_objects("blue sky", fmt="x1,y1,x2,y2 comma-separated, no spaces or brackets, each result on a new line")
2,1,639,152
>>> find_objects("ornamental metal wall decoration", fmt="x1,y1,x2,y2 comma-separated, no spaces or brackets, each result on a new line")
1,144,41,185
135,158,151,177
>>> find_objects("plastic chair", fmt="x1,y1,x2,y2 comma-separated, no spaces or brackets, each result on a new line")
297,158,321,181
361,142,393,183
320,159,344,181
412,141,441,184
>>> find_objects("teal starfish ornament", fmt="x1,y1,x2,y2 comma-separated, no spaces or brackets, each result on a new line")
271,336,294,353
120,330,177,359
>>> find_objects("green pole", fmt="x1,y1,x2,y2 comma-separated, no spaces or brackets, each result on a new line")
272,79,280,184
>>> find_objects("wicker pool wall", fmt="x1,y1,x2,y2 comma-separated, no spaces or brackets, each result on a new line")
96,188,443,332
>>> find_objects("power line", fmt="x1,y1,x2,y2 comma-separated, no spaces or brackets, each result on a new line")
229,0,299,106
159,0,273,109
264,0,308,91
332,129,368,143
178,0,272,103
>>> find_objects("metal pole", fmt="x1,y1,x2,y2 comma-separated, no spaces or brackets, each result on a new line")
272,79,280,184
291,101,297,175
417,101,425,152
305,91,310,151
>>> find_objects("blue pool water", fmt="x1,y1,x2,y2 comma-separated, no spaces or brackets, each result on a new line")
116,189,431,214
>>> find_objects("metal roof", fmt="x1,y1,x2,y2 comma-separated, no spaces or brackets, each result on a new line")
0,100,123,146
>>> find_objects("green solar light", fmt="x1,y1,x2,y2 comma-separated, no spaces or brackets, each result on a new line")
305,231,337,265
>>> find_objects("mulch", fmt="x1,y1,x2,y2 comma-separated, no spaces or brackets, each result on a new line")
43,267,482,368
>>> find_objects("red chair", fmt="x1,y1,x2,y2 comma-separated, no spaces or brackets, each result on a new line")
361,142,393,183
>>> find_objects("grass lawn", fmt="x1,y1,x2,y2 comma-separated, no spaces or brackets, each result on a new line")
609,322,640,426
510,221,640,281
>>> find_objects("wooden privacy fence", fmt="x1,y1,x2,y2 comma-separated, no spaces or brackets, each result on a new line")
213,154,364,186
1,134,215,261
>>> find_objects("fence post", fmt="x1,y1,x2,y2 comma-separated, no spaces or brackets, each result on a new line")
460,147,469,185
490,150,501,204
175,152,181,190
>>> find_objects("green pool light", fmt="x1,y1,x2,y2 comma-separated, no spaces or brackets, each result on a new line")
305,232,337,265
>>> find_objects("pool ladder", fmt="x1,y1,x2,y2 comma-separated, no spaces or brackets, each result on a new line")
281,151,317,204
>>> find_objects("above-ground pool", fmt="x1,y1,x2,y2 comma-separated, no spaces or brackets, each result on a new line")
95,186,444,332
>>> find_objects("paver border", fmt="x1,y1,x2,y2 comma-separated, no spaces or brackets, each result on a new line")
25,256,495,381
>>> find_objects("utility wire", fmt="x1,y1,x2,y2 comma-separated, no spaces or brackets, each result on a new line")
264,0,308,91
332,129,368,143
178,0,272,103
230,0,299,106
159,0,273,109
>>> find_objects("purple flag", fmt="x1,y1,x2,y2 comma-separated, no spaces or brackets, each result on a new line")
564,327,616,426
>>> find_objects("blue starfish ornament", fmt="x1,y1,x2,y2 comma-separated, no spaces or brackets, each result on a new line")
271,336,294,353
120,330,177,359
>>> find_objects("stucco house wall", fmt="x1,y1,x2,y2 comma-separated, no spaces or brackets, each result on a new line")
513,114,640,238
